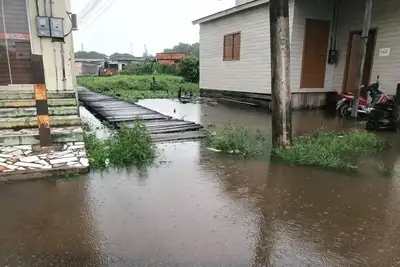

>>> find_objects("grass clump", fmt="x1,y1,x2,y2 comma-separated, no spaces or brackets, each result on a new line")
84,120,156,168
204,125,268,158
272,130,385,171
77,75,199,102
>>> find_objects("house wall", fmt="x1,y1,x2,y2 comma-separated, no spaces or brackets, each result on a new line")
75,62,83,76
26,0,75,92
199,1,295,95
333,0,400,95
0,0,83,147
236,0,255,6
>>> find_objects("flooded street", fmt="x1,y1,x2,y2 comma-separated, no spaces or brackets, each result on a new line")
2,100,400,266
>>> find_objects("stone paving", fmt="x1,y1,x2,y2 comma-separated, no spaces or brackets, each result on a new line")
0,142,89,173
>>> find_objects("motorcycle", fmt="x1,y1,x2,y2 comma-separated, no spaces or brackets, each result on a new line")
336,76,387,118
365,99,397,131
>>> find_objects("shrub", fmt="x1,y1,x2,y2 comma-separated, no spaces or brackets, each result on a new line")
121,62,154,75
179,56,199,83
121,62,178,76
77,75,199,101
84,120,156,168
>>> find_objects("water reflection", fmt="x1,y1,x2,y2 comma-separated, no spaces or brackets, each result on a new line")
1,100,400,266
0,177,106,266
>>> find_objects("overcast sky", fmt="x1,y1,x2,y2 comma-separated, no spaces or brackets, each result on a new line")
70,0,234,56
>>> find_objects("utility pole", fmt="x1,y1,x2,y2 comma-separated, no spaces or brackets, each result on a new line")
130,43,133,55
81,43,84,51
351,0,373,118
269,0,292,148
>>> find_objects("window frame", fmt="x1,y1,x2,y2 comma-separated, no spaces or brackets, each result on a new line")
223,32,241,61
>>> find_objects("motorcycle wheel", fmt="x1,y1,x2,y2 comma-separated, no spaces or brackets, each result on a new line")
338,102,352,117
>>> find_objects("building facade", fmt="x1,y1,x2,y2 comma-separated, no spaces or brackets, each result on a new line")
194,0,399,108
0,0,88,176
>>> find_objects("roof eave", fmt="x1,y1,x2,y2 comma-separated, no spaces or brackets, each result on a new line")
192,0,268,25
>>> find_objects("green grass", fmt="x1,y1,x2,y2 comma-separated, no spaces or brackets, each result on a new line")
272,130,385,172
204,125,268,158
84,120,157,168
204,125,386,172
77,75,199,102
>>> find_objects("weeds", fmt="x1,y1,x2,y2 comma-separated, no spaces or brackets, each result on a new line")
272,130,385,172
77,75,199,102
201,125,386,172
84,120,157,168
204,125,268,158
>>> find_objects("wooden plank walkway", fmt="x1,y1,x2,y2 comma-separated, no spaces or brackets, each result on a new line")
78,88,204,142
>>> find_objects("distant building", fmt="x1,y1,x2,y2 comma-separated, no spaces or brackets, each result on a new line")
75,62,99,76
156,53,189,65
113,57,146,70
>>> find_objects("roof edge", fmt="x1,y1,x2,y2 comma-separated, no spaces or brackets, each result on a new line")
192,0,269,25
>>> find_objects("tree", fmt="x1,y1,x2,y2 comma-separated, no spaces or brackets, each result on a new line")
110,53,135,61
75,51,107,59
179,56,199,83
164,42,199,57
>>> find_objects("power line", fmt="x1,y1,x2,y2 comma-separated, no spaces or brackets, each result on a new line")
78,0,100,22
78,0,96,18
80,0,119,30
79,0,106,25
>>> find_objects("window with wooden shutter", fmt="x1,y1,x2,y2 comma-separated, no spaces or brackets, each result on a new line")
223,32,241,61
0,0,33,85
223,35,233,61
233,33,241,60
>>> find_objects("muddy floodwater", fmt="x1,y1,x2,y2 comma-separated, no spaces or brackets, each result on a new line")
2,100,400,266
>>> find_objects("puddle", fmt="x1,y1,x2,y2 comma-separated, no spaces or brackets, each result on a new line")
1,101,400,266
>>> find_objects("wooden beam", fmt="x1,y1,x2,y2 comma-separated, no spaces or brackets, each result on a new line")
351,0,373,118
269,0,292,147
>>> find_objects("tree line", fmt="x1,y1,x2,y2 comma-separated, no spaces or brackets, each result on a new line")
75,42,199,60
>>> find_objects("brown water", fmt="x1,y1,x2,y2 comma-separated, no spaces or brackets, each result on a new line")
1,100,400,267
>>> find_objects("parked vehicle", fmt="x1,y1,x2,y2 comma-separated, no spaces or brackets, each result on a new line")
365,97,398,131
336,76,387,118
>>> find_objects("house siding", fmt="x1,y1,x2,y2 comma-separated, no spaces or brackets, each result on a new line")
199,0,295,95
333,0,400,95
198,0,400,108
236,0,256,5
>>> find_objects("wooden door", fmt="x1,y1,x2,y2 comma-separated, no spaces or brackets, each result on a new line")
343,30,376,94
300,19,330,88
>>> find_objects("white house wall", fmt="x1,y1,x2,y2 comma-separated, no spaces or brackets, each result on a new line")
26,0,75,92
199,1,295,95
291,0,335,92
236,0,256,6
333,0,400,94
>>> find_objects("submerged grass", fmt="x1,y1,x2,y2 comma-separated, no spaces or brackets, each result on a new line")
84,120,156,168
204,125,268,158
77,75,199,102
272,130,385,171
204,125,386,172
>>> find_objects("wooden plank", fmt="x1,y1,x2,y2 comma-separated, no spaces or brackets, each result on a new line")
147,125,203,134
111,114,168,122
152,131,205,143
78,87,204,142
